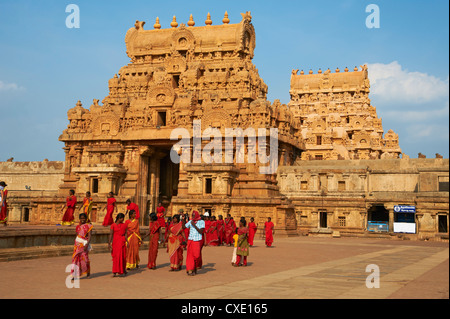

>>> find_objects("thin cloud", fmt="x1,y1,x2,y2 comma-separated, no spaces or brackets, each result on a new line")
0,80,24,91
367,61,449,104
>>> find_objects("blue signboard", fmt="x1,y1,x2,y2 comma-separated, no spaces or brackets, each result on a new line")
394,205,416,213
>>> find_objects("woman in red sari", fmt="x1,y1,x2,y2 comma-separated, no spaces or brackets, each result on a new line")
204,215,211,246
167,214,186,271
61,189,77,226
108,213,127,277
264,217,275,247
224,214,236,246
156,202,166,245
102,192,116,227
0,181,8,226
248,217,258,246
208,216,219,246
217,215,225,245
125,210,141,270
143,212,160,270
71,213,92,280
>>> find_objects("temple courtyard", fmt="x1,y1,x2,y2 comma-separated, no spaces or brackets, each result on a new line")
0,233,447,299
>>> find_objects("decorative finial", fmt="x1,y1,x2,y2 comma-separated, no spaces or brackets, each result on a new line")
335,67,340,73
205,12,212,25
344,66,349,72
354,66,358,71
222,11,230,24
318,68,322,74
171,16,178,28
309,69,313,74
188,14,195,26
154,17,161,29
76,100,82,107
300,70,304,75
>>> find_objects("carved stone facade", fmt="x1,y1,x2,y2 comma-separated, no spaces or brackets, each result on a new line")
289,66,402,160
57,12,301,234
1,12,447,240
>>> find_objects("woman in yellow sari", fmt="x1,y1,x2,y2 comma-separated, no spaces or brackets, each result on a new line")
125,210,141,270
79,191,93,222
167,214,186,271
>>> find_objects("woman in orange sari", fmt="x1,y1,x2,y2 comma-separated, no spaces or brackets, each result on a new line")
125,210,141,270
167,214,186,271
71,213,92,280
79,191,93,223
143,213,160,270
102,192,116,227
108,213,127,277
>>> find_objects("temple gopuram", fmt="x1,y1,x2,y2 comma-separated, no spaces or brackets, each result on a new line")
1,12,448,240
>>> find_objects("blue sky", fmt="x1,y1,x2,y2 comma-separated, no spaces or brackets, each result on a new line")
0,0,448,161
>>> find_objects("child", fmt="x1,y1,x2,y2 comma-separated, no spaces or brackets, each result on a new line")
108,213,127,277
231,229,239,266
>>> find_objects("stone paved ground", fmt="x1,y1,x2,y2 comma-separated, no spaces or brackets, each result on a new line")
0,236,448,300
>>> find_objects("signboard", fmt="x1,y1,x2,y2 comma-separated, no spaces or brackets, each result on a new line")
393,222,416,234
394,205,416,213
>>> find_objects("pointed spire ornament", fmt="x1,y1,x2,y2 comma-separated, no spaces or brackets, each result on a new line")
222,11,230,24
205,12,212,25
188,14,195,26
153,17,161,29
171,15,178,28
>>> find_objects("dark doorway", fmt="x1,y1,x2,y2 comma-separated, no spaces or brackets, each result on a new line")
368,205,389,222
159,154,180,201
367,205,389,232
319,211,327,228
438,215,448,233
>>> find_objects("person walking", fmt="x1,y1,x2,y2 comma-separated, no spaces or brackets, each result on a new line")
264,217,275,247
184,210,205,276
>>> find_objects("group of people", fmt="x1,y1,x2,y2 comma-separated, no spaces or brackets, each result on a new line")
61,189,275,279
70,208,275,280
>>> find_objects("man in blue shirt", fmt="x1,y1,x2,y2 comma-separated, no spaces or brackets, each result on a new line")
184,210,205,276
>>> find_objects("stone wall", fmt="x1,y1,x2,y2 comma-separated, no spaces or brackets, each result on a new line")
278,158,449,240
